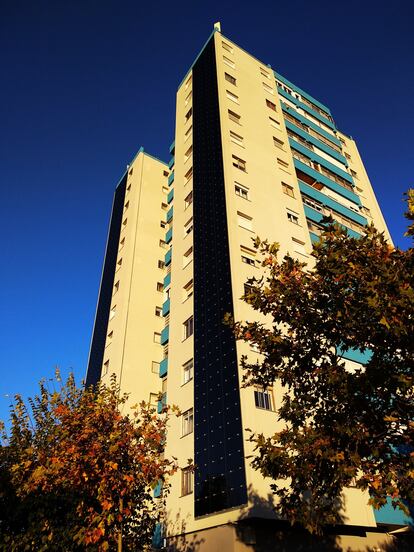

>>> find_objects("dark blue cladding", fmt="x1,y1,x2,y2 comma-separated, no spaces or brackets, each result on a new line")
192,36,248,517
86,175,127,387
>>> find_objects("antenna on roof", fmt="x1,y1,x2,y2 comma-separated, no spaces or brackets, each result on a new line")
214,21,221,32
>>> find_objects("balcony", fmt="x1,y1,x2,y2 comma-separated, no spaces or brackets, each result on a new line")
159,357,168,378
290,141,352,185
161,325,169,345
165,227,172,244
303,204,361,239
167,172,174,187
281,104,341,148
167,189,174,204
162,298,170,316
277,87,335,129
285,119,346,164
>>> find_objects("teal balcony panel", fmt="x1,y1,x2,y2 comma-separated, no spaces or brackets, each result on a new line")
168,156,175,170
282,104,341,147
374,497,413,526
161,325,169,345
275,72,331,116
157,393,167,414
163,272,171,288
159,358,168,378
337,346,372,364
293,159,361,206
167,206,173,222
162,298,170,317
169,139,175,154
165,227,173,244
299,181,367,227
303,205,361,239
167,171,174,187
164,248,172,266
290,140,353,184
153,480,162,498
309,232,320,244
285,120,347,166
152,523,163,549
278,88,335,129
167,189,174,204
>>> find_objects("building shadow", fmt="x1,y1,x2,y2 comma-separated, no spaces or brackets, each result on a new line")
164,509,205,552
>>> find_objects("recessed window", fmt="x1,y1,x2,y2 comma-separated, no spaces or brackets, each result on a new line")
162,186,169,194
237,211,253,231
226,90,239,103
235,183,249,200
149,393,158,406
184,167,193,183
350,169,358,178
222,41,233,53
122,218,127,227
185,91,192,106
107,330,113,340
362,206,372,216
228,109,241,124
345,152,351,160
184,191,193,209
254,388,274,411
183,279,193,301
230,130,244,147
181,467,193,496
159,239,167,249
292,237,306,254
241,246,256,266
116,258,122,270
225,72,237,85
119,237,125,250
185,75,192,89
269,116,280,128
266,99,277,111
263,82,274,94
277,158,289,169
128,167,133,175
109,305,116,320
182,408,194,436
183,316,194,340
232,155,246,172
183,246,193,267
339,137,346,145
183,359,194,384
273,136,284,149
260,67,270,79
155,306,162,317
185,125,193,141
158,260,165,269
154,332,161,344
223,56,235,69
287,210,300,225
103,359,109,376
184,217,193,236
185,108,192,123
163,170,169,177
160,221,166,228
241,255,256,266
152,361,160,374
124,201,129,211
184,145,193,162
282,182,295,198
113,280,120,293
157,282,164,292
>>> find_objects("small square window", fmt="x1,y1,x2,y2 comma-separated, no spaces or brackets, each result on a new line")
113,280,120,293
228,110,241,124
185,91,192,106
185,125,193,141
116,257,122,270
184,191,193,209
185,75,192,90
157,282,164,292
230,130,244,147
163,170,169,177
183,316,194,340
184,167,193,183
254,388,274,411
273,136,284,149
154,332,161,344
181,467,193,496
160,221,166,228
266,99,277,111
287,210,299,225
223,56,235,69
124,201,129,211
345,152,351,160
237,211,253,231
260,67,270,79
109,305,116,321
159,239,167,249
158,260,165,269
185,108,192,123
183,279,193,301
226,90,239,103
225,72,237,85
161,202,168,210
119,237,125,250
183,359,194,384
152,361,160,374
184,217,193,236
232,155,246,172
149,393,158,406
184,145,193,162
103,359,109,376
235,183,249,200
269,116,280,128
277,158,289,169
222,41,233,53
155,306,162,317
263,82,274,94
282,182,295,197
183,246,193,267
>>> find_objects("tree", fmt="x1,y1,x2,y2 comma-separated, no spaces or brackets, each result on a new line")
0,372,176,551
231,192,414,534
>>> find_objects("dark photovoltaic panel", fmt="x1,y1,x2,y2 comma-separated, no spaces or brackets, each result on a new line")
192,36,248,517
86,175,127,386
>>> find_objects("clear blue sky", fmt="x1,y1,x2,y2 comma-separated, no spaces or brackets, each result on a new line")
1,0,413,423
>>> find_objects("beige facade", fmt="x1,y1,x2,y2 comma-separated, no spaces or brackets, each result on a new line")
86,26,405,552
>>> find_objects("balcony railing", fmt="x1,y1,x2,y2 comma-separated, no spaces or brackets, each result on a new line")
303,194,364,234
292,150,354,192
283,110,342,153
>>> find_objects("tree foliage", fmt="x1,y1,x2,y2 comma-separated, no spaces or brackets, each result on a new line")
232,192,414,534
0,373,176,551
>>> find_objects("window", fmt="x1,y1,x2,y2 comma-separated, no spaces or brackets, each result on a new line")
157,282,164,292
277,158,289,170
254,388,274,411
242,255,256,266
225,72,237,85
160,221,166,228
183,359,194,384
287,210,300,225
184,166,193,183
223,55,235,68
350,169,358,178
345,152,351,160
237,211,253,231
263,82,274,94
185,75,192,90
184,145,193,162
185,108,192,123
161,202,168,210
184,191,193,209
260,67,270,79
273,136,284,149
152,361,160,374
282,182,295,198
235,183,249,200
362,206,372,216
226,90,239,103
232,155,246,171
163,170,169,177
158,260,165,269
154,332,161,344
124,201,129,211
183,279,193,301
183,246,193,267
222,41,233,53
155,306,162,317
266,99,277,111
228,109,241,124
183,316,194,340
128,167,133,175
182,408,194,436
184,217,193,236
185,91,192,106
162,186,169,194
109,304,116,320
339,137,346,145
269,116,280,128
292,237,306,254
159,239,167,249
119,237,125,250
149,393,158,406
230,130,244,147
116,257,122,270
181,467,193,496
122,218,127,227
244,283,253,296
185,125,192,141
107,330,113,340
241,246,256,266
103,359,109,376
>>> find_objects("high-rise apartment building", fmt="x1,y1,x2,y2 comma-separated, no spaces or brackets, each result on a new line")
86,24,410,551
